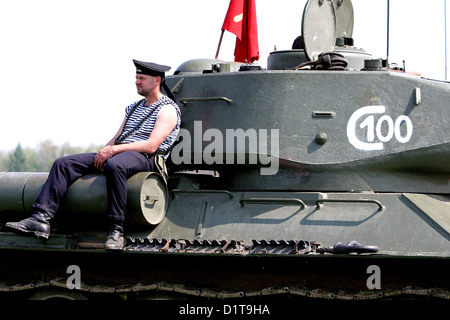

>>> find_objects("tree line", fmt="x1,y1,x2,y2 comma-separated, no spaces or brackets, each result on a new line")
0,141,103,172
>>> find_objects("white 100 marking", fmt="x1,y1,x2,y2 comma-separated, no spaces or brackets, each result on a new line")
347,105,413,151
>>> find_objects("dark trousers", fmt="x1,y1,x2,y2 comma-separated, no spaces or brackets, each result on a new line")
32,151,154,223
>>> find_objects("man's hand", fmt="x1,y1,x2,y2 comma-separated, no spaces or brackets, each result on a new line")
94,145,116,171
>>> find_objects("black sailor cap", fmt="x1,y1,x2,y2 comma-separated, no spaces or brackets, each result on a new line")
133,59,171,77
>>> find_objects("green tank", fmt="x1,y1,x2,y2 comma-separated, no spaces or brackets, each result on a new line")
0,0,449,302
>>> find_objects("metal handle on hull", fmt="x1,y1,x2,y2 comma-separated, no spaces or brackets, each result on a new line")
312,111,336,118
315,199,384,211
240,198,306,208
179,97,233,105
171,189,234,199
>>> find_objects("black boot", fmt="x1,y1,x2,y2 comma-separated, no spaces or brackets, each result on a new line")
5,212,51,239
105,223,124,251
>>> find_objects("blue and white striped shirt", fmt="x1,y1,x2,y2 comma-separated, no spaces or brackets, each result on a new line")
115,96,181,160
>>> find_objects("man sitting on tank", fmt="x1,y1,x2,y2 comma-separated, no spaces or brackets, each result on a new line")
5,59,181,251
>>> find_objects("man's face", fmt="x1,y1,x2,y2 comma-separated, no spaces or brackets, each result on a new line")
135,74,160,96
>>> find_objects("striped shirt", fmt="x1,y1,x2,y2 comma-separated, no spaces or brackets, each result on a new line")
115,96,181,160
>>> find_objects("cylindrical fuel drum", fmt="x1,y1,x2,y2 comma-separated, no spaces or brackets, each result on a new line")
0,171,168,225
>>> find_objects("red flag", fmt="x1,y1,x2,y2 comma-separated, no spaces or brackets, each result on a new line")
221,0,259,63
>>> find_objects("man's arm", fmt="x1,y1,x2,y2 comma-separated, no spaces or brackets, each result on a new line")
94,105,178,170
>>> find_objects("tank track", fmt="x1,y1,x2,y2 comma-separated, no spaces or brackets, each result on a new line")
1,278,449,301
1,235,449,301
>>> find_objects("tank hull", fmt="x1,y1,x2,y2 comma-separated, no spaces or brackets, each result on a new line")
147,187,450,257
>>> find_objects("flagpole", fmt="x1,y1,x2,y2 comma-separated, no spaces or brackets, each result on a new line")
386,0,390,63
215,29,225,59
445,0,448,80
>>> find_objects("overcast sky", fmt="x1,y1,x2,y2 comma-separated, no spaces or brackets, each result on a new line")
1,0,448,152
